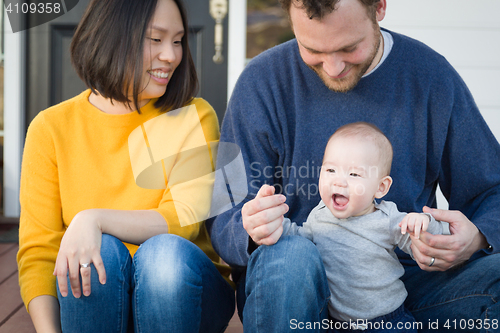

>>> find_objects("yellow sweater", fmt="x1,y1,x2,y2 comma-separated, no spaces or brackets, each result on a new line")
18,90,231,309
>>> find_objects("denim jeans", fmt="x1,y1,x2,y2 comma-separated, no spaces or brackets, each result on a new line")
241,235,330,333
57,234,235,333
240,236,499,333
402,253,500,333
328,305,417,333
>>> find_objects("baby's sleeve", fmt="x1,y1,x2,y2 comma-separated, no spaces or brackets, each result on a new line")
281,218,314,241
393,211,450,259
392,213,414,259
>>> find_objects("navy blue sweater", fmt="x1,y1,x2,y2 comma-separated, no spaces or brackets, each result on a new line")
208,29,500,268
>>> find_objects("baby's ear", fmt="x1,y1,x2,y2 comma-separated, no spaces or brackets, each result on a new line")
375,176,392,199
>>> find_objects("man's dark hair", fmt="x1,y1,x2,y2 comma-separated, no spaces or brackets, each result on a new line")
279,0,380,21
71,0,198,113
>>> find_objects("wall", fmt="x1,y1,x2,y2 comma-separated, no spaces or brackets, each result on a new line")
382,0,500,209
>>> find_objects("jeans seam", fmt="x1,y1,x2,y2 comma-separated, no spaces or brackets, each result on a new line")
118,244,130,333
132,254,141,333
485,294,498,333
320,297,329,318
410,293,495,313
485,307,489,333
117,273,124,333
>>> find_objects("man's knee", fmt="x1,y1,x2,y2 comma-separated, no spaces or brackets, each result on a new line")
247,235,327,288
250,235,322,266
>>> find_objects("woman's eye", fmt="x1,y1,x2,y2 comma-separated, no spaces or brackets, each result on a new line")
149,37,161,43
174,40,182,45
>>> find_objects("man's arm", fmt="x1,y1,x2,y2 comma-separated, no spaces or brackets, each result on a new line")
414,73,499,270
206,58,286,267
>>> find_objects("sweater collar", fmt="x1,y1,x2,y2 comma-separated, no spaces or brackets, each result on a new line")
78,90,160,128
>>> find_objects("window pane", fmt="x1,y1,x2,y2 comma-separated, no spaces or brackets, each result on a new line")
247,0,293,59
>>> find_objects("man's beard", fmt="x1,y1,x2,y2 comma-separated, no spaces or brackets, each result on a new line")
309,29,382,93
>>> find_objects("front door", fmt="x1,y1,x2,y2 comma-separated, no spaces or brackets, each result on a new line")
25,0,229,127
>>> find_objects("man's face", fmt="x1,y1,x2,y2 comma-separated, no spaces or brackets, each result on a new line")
290,0,385,92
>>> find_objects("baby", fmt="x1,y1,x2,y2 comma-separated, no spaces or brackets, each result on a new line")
279,122,448,331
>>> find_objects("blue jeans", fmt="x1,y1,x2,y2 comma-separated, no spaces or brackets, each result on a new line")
402,253,500,333
241,235,330,333
329,305,417,333
240,236,499,332
57,234,235,333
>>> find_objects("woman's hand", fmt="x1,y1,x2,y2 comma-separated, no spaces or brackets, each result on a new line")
54,209,106,298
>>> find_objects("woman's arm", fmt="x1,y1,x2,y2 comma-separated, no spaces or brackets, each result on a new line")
82,208,169,245
28,295,61,333
18,114,66,316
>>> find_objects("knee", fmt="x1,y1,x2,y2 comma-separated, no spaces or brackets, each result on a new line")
134,234,203,292
248,235,326,284
101,234,129,256
98,234,132,285
100,234,131,271
476,254,500,292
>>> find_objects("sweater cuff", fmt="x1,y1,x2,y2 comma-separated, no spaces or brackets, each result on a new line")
247,236,259,255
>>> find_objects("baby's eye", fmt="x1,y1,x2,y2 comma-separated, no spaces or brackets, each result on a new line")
326,168,335,173
350,173,360,177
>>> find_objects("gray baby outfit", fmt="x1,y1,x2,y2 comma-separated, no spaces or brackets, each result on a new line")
282,200,448,322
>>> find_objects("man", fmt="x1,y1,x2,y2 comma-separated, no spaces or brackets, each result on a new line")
208,0,500,332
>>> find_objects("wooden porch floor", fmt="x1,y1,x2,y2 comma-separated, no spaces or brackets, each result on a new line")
0,242,35,332
0,240,242,333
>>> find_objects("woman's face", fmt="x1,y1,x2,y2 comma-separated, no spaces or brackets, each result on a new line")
138,0,184,106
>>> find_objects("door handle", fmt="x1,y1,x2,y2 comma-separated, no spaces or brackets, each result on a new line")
209,0,228,64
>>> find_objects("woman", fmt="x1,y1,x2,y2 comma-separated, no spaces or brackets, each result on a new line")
17,0,235,332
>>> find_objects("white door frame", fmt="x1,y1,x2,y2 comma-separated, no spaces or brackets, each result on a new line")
3,10,26,218
227,0,247,99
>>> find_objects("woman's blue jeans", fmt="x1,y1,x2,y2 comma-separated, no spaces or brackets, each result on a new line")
239,235,499,332
57,234,235,333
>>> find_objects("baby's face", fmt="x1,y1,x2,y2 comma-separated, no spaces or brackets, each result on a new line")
319,136,384,219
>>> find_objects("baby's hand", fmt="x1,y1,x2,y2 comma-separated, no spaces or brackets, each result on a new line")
399,213,430,238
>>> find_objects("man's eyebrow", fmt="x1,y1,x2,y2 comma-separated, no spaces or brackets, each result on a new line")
299,38,364,54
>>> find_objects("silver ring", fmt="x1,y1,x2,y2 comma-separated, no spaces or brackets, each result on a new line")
80,263,90,268
428,257,435,267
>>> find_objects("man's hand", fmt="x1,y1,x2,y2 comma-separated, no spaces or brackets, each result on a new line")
409,206,488,271
242,184,288,246
400,212,430,238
